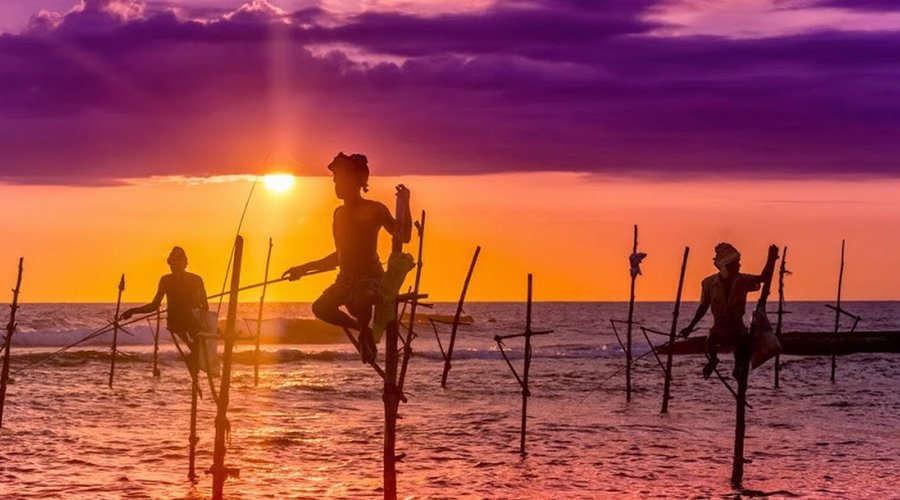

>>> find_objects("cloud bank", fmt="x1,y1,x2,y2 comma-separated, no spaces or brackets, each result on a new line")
1,0,899,183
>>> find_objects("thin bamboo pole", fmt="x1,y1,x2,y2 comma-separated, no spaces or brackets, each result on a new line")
520,274,533,455
341,326,394,386
831,240,845,383
211,235,243,499
152,308,161,377
0,257,24,430
108,274,125,389
626,225,638,402
188,343,199,481
661,247,689,414
255,237,274,387
440,245,480,388
494,274,551,456
398,211,426,391
774,247,788,389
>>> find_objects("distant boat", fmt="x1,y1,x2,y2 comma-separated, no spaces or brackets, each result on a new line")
224,313,476,345
658,331,900,356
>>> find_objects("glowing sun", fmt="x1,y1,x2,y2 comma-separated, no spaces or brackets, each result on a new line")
262,173,295,193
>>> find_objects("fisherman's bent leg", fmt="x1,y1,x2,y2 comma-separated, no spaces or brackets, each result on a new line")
348,292,378,363
312,292,358,330
733,332,752,381
703,331,721,379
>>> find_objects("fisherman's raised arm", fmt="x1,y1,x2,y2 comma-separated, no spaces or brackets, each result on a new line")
121,276,167,320
379,185,412,244
760,244,779,283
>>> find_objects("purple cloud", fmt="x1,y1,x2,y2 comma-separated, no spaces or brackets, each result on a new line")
1,0,899,184
807,0,900,11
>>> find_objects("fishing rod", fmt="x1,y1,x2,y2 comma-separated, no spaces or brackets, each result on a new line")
215,150,272,316
13,270,329,375
206,269,330,300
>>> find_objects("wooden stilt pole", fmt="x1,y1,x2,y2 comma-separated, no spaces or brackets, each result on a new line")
494,274,551,456
661,247,689,414
254,237,273,387
382,188,414,500
188,345,199,482
440,245,480,388
108,274,125,389
732,334,750,488
626,225,639,402
731,245,778,488
152,308,161,377
520,274,534,455
383,316,400,500
0,257,24,431
211,235,243,499
831,240,844,383
774,247,788,389
168,324,201,472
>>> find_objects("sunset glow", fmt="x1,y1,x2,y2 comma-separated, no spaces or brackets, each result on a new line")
2,2,900,499
1,172,898,302
0,0,897,302
262,173,296,194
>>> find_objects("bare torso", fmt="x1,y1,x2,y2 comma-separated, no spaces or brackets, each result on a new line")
333,199,390,276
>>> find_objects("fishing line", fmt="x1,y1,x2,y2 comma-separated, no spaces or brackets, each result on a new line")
576,345,662,405
12,320,118,375
215,150,272,316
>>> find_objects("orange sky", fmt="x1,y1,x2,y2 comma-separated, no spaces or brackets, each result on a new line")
0,172,898,302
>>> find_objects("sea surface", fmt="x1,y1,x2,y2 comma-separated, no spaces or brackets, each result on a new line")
1,302,899,499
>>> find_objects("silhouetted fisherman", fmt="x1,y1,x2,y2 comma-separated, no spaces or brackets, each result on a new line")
680,243,779,378
283,153,411,363
121,246,210,480
121,246,209,354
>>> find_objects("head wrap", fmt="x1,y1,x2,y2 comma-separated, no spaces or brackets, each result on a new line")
167,246,188,266
713,242,741,270
327,152,369,192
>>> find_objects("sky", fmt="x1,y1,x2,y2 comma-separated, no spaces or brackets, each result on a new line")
0,0,899,302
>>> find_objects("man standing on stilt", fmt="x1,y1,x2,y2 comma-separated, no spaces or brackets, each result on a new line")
283,152,411,363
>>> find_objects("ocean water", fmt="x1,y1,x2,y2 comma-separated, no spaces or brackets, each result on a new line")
1,302,899,499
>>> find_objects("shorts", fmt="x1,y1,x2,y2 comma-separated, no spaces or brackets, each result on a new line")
319,270,384,308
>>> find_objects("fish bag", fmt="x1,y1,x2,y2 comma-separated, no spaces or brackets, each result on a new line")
750,309,781,369
372,251,415,342
194,310,220,376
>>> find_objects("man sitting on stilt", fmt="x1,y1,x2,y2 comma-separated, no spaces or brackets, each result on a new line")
282,152,411,363
120,246,210,480
121,246,210,351
680,243,778,379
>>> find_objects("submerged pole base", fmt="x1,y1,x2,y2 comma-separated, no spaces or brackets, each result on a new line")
188,435,199,481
